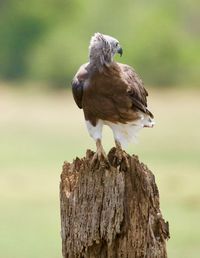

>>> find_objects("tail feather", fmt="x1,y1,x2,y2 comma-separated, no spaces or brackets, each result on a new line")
141,113,155,128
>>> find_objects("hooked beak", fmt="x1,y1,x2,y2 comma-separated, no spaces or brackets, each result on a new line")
117,47,123,57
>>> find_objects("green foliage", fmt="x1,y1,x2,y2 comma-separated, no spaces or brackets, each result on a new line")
0,0,199,87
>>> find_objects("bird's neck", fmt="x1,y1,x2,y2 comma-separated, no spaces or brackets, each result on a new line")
89,53,113,72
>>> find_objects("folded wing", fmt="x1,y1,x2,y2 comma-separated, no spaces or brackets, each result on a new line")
119,63,154,118
71,63,89,109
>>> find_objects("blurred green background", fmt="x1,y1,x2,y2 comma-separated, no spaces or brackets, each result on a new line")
0,0,199,87
0,0,200,258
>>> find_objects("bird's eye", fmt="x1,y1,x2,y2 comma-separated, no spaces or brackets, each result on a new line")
115,42,119,47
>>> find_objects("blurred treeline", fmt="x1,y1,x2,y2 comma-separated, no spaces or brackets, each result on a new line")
0,0,199,88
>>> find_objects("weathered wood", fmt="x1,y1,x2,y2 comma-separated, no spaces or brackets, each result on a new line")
60,148,169,258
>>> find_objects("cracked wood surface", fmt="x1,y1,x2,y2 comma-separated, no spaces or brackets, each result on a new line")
60,148,169,258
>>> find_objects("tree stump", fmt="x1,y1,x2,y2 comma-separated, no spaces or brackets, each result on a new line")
60,148,170,258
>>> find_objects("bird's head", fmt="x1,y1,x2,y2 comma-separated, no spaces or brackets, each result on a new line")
89,32,123,68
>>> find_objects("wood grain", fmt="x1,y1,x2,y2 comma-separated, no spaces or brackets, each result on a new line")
60,148,169,258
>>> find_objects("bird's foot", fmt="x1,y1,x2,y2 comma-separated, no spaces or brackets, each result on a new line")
91,147,109,170
111,141,130,170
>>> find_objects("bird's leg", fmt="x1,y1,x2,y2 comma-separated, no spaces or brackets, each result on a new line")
114,140,129,169
91,139,109,168
96,139,107,159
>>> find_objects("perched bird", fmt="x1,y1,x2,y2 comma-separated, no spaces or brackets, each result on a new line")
72,32,154,162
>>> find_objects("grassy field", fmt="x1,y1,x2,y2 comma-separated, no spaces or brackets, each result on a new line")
0,86,200,258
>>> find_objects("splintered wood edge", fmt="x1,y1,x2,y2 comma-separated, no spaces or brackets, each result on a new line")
60,148,170,258
60,148,170,239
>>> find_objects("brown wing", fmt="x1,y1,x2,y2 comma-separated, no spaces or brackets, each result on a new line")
71,63,89,109
119,63,154,118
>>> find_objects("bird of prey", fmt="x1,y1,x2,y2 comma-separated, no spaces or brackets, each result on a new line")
72,32,154,163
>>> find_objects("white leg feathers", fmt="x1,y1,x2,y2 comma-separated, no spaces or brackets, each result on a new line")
85,120,103,141
105,120,143,148
85,114,154,149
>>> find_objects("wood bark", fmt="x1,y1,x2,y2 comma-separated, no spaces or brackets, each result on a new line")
60,148,170,258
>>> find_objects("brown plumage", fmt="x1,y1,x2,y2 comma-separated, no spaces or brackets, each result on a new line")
71,33,154,162
72,62,153,126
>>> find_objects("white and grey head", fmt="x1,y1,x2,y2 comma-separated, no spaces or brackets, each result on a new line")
89,32,123,70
